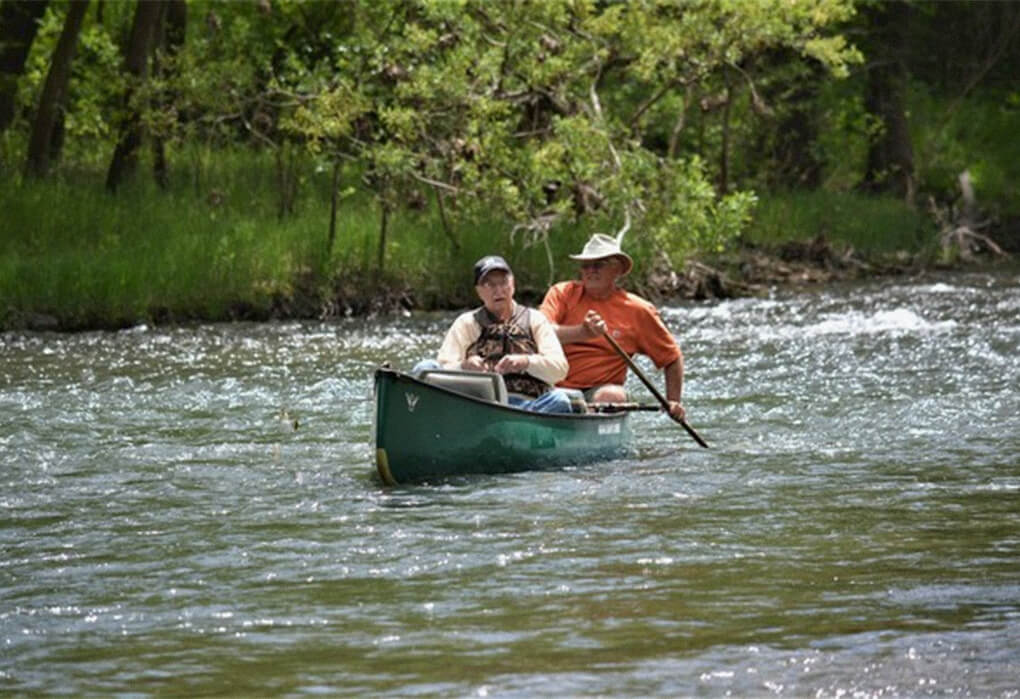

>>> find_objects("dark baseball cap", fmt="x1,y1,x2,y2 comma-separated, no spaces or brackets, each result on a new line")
473,255,512,284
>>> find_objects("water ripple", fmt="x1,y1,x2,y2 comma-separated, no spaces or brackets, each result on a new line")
2,270,1019,694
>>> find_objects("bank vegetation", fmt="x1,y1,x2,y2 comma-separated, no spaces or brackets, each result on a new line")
0,0,1017,331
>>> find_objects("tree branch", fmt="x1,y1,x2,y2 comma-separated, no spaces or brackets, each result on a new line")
408,171,460,194
629,78,680,131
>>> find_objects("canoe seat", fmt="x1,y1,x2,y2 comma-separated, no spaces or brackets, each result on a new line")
420,369,509,404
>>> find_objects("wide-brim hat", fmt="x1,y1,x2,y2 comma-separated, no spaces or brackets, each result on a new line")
568,233,633,275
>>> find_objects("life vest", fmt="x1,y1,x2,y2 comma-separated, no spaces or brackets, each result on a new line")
468,304,549,398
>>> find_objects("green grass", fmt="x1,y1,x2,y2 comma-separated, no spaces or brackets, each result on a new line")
1,141,952,331
0,149,601,329
1,172,317,328
745,189,935,256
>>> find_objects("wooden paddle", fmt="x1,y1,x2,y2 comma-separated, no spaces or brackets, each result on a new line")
600,328,710,448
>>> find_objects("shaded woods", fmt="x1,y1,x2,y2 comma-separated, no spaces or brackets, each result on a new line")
1,0,1017,330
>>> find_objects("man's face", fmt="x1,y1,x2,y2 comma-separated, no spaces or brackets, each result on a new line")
579,257,620,294
475,270,515,314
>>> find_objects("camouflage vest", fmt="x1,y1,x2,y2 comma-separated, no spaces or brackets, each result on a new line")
468,304,550,398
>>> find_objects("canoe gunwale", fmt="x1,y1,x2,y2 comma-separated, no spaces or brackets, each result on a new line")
379,368,628,421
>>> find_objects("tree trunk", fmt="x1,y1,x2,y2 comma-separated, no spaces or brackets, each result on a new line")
0,0,50,134
862,60,915,203
275,144,297,219
24,0,88,178
434,186,459,252
327,160,340,257
860,0,915,205
376,199,389,279
717,81,732,196
667,87,691,161
151,0,186,189
105,0,163,191
758,61,824,190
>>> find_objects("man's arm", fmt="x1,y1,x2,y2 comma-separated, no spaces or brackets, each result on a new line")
553,324,590,344
552,309,606,345
663,356,686,420
540,282,601,345
436,314,481,369
528,313,568,384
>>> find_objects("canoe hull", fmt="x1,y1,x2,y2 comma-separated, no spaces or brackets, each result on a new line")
373,368,632,484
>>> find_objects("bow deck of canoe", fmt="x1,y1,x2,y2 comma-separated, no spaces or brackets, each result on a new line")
373,368,632,485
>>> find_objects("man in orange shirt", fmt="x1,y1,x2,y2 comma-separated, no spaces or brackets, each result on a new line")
539,233,687,420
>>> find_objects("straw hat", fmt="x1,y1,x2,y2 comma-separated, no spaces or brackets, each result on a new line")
568,233,633,275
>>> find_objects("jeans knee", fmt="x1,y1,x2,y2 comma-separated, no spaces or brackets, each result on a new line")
546,389,575,414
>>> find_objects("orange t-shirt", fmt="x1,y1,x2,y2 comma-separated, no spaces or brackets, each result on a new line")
539,281,682,389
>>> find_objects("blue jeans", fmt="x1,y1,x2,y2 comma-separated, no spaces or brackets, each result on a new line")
508,389,574,414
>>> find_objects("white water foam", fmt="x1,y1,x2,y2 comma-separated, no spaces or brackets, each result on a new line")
799,308,958,337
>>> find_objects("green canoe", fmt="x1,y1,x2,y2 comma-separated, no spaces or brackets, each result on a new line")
373,367,632,485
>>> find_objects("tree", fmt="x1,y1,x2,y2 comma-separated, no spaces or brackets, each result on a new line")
0,0,50,135
859,0,914,204
285,1,859,276
24,0,89,178
845,0,1020,210
105,0,164,191
151,0,187,189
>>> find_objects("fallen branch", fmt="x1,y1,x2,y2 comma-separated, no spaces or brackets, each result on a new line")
929,171,1010,260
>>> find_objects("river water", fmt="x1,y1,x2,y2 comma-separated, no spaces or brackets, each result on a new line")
2,270,1018,696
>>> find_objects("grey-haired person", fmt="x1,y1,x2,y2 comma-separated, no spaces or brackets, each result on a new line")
414,255,574,414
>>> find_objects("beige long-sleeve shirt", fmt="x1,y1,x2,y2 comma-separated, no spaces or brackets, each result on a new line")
436,303,568,387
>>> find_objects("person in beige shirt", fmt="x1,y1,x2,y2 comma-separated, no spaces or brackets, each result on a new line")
414,255,573,413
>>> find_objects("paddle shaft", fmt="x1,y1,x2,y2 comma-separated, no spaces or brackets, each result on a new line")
600,329,710,448
591,402,662,413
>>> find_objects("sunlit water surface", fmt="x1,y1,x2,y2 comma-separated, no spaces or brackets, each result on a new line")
2,270,1018,696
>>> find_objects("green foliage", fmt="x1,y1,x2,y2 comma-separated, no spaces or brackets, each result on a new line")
10,1,129,170
811,79,883,191
9,0,1017,329
271,0,859,254
9,0,861,219
911,87,1020,217
0,147,744,328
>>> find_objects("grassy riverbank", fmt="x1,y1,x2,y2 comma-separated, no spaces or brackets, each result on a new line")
746,190,933,254
0,166,964,332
